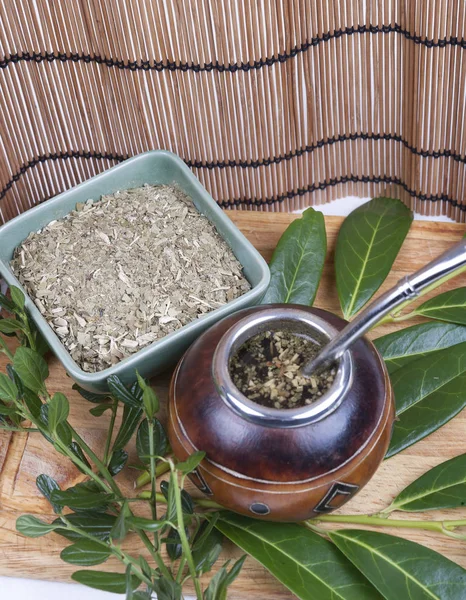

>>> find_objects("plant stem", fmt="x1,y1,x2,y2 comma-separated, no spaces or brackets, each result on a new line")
103,397,118,465
172,471,202,600
137,528,173,580
176,557,187,583
0,425,38,432
312,513,466,534
148,419,158,549
136,460,171,488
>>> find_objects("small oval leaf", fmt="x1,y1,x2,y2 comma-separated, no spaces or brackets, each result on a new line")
388,453,466,512
47,392,69,433
335,197,413,319
16,515,60,537
36,474,61,513
10,286,25,309
330,529,466,600
53,512,116,542
136,418,167,465
261,207,327,305
61,540,111,566
107,375,141,408
13,347,49,394
0,372,18,402
71,570,139,594
108,449,128,476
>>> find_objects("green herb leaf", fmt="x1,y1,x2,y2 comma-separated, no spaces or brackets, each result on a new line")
61,539,111,566
0,317,27,334
216,513,382,600
112,404,143,452
160,480,194,516
72,383,110,404
176,450,206,475
411,287,466,325
388,453,466,512
136,418,167,465
386,342,466,457
128,516,166,532
107,375,142,408
262,207,327,305
23,388,42,418
132,592,153,600
165,527,183,560
16,515,60,537
47,392,69,433
6,365,24,398
71,571,140,594
68,442,92,474
374,322,466,374
111,501,132,542
13,347,49,394
0,292,17,313
335,197,413,319
108,449,128,476
136,371,159,419
36,474,61,513
203,556,247,600
330,529,466,600
192,519,223,574
89,403,113,417
51,481,115,511
53,512,116,542
152,577,182,600
0,403,18,416
0,372,18,402
10,286,25,310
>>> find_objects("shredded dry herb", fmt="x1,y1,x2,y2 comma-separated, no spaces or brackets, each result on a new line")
11,184,250,372
230,330,336,409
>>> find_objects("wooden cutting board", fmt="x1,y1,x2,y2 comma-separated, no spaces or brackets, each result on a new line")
1,213,466,599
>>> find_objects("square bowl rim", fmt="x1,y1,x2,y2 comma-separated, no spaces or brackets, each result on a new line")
0,149,270,385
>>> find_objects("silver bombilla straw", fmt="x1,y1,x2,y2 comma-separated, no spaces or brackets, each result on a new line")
302,238,466,377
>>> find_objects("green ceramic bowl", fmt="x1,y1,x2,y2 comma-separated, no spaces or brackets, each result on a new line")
0,151,270,393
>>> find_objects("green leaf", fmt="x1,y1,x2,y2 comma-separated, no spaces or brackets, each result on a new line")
47,392,69,433
374,322,466,374
128,516,166,532
165,527,183,560
203,556,247,600
6,364,24,398
261,207,327,305
0,292,17,312
16,515,60,537
411,287,466,325
0,403,18,416
132,592,153,600
51,481,115,511
192,519,223,574
10,286,25,310
388,453,466,512
176,450,206,475
0,372,18,402
61,539,111,566
89,403,113,417
68,442,92,474
386,342,466,457
216,513,382,600
111,501,132,541
53,512,116,542
136,418,167,465
152,577,182,600
136,371,159,419
0,317,27,334
36,474,61,513
107,375,142,408
71,571,140,594
23,388,42,418
108,449,128,476
72,383,110,404
335,197,413,319
160,480,194,516
13,347,49,393
113,404,143,451
330,529,466,600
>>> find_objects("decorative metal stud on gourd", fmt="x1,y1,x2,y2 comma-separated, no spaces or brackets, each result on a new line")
168,239,466,522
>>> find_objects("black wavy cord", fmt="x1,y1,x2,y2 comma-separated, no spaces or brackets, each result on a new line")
1,24,466,73
0,149,464,212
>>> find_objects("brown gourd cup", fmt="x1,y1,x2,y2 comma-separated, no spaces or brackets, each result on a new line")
168,305,394,522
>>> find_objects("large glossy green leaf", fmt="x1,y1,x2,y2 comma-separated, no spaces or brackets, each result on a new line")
388,453,466,512
374,322,466,374
261,207,326,305
386,342,466,458
331,529,466,599
216,513,382,600
335,197,413,319
412,288,466,325
71,570,139,593
51,481,115,511
13,347,49,394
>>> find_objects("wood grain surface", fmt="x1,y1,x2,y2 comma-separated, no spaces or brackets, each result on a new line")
1,213,466,599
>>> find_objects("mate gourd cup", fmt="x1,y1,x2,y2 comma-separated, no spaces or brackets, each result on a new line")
168,305,395,522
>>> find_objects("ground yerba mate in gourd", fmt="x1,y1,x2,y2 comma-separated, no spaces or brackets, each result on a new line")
230,330,336,409
11,185,250,372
